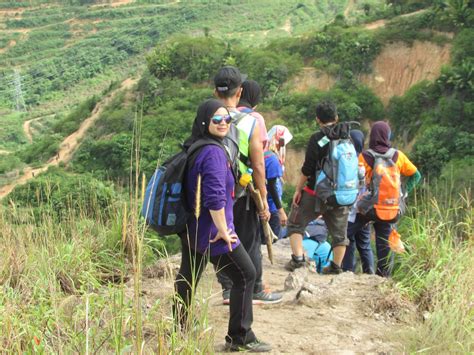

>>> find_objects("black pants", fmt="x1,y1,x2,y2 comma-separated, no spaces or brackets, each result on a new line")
372,220,394,277
345,214,394,277
174,237,257,345
216,195,263,293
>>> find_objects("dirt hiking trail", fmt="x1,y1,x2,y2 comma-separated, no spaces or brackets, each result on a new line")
137,239,413,354
364,9,428,30
344,0,354,18
0,78,137,200
22,115,52,143
281,18,292,34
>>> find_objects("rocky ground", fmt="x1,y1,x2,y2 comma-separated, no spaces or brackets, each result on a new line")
135,238,416,354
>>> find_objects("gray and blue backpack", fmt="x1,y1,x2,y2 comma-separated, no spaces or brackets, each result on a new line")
141,138,232,236
315,122,360,207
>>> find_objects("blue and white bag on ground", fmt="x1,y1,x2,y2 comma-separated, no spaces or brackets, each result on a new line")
303,239,333,273
303,218,333,273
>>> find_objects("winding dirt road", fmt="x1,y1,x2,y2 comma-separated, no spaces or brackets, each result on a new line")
281,18,292,34
364,8,428,30
344,0,354,18
22,115,52,143
0,77,137,200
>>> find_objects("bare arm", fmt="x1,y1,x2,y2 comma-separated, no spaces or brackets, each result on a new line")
209,208,228,234
292,174,309,207
249,122,267,199
295,174,309,192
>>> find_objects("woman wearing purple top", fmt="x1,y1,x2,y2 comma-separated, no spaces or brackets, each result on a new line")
174,99,271,352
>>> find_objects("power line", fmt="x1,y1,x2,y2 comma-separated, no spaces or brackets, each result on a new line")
13,68,26,112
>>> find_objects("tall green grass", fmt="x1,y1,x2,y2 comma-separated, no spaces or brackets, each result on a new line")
0,106,216,353
0,185,216,352
394,184,473,353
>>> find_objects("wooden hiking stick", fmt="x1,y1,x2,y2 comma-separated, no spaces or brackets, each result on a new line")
248,183,276,264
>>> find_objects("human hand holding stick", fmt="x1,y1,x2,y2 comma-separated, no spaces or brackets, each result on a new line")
248,183,276,264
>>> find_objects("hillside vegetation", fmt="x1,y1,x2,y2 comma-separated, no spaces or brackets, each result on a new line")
0,0,347,108
0,0,473,352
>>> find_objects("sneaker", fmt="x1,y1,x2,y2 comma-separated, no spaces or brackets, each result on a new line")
322,261,343,275
222,289,230,305
225,339,272,352
285,255,306,272
253,288,282,305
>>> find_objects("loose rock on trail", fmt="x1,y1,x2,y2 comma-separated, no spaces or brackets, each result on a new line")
137,239,414,354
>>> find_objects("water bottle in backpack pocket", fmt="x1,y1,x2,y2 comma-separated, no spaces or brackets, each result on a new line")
357,148,405,223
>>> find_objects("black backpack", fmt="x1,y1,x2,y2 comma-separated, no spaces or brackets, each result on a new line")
141,138,232,236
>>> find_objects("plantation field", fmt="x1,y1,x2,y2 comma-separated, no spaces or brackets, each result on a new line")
0,0,472,352
0,0,350,162
0,0,347,108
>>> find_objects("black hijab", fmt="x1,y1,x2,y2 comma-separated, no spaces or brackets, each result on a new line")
238,80,261,109
184,99,227,148
349,129,364,155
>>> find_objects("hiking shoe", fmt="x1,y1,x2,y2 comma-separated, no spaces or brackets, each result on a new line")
253,289,282,305
285,255,306,272
225,339,272,352
222,289,230,305
322,261,343,275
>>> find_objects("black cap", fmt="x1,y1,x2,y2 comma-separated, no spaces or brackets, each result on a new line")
214,66,247,93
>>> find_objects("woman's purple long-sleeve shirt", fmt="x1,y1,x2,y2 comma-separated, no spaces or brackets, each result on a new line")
185,145,240,256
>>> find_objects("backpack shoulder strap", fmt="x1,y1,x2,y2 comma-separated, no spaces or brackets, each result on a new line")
186,139,226,165
233,112,257,131
187,139,236,182
366,148,378,158
232,111,249,125
238,107,254,114
315,138,333,186
367,148,396,160
385,148,397,159
187,138,221,156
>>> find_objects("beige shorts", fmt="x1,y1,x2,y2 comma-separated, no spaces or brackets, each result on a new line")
287,189,350,247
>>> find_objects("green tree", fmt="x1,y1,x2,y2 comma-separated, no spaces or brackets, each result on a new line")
442,0,474,28
146,36,227,83
363,3,371,16
237,49,302,97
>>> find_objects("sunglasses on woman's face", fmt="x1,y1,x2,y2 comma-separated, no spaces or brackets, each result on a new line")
211,114,232,125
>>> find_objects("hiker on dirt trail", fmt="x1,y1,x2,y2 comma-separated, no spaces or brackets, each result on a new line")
238,80,290,243
259,125,293,243
237,80,268,149
237,80,281,243
341,130,375,274
285,101,354,275
174,99,272,353
356,121,421,277
213,67,283,306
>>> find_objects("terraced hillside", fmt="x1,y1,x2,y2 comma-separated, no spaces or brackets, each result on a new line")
0,0,347,109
